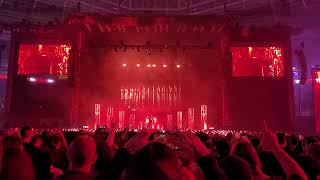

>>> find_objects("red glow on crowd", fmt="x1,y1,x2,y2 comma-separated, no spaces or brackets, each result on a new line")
18,44,71,75
231,47,284,77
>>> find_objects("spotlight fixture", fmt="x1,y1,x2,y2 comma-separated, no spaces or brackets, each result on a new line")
163,64,167,68
176,64,181,68
136,64,140,67
28,77,37,82
47,79,54,83
152,64,156,67
147,64,151,67
122,64,127,67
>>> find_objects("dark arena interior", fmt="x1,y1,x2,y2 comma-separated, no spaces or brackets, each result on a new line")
0,1,319,180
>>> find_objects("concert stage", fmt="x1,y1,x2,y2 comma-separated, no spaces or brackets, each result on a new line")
5,15,294,130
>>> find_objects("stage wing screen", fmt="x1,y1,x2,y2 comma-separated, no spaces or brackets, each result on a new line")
18,44,72,75
231,47,284,77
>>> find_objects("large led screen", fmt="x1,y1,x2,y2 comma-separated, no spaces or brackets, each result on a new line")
18,44,71,75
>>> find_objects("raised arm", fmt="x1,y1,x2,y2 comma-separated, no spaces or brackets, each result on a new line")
262,127,308,180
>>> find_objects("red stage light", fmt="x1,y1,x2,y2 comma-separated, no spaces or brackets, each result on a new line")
122,64,127,67
136,64,140,67
147,64,151,67
152,64,156,67
176,64,181,68
163,64,167,68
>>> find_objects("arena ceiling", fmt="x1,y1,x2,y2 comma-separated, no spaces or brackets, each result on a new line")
0,0,319,25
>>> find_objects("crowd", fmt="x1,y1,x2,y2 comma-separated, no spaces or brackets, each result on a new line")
0,125,319,180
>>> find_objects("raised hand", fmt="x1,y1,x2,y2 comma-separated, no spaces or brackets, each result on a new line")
175,131,211,160
106,130,116,148
124,130,155,155
262,120,279,151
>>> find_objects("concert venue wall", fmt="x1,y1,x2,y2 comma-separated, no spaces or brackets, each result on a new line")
5,15,294,130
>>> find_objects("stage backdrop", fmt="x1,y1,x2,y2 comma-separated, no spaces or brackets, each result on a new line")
77,32,224,129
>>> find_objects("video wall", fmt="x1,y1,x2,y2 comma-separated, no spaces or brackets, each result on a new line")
231,47,284,77
18,44,72,75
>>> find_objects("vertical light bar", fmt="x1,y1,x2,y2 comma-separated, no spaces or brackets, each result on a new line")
188,108,195,129
201,105,208,130
119,111,125,129
106,107,113,129
167,114,173,130
95,104,101,126
129,113,135,129
177,111,183,129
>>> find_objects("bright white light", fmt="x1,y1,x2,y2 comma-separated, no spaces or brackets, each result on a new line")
152,64,156,67
147,64,151,67
163,64,167,68
136,64,140,67
42,54,47,57
122,64,127,67
295,80,300,84
176,64,181,68
316,78,320,84
47,79,54,83
29,77,37,82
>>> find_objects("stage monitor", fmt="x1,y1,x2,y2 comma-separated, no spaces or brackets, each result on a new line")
231,46,284,77
18,44,72,75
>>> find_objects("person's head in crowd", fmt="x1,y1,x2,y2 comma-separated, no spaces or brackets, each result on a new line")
19,126,33,143
94,129,108,144
67,135,97,173
215,138,231,159
222,155,253,180
250,137,260,150
289,134,299,146
226,132,233,142
41,130,51,146
2,135,23,152
124,142,197,180
307,143,320,165
295,155,320,180
277,132,287,147
50,134,64,150
0,149,35,180
195,132,212,148
233,141,264,177
30,134,43,149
